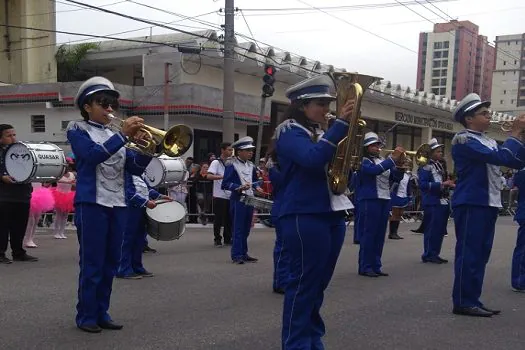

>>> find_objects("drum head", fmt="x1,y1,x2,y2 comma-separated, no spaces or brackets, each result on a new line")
144,158,164,187
146,201,186,223
5,143,34,182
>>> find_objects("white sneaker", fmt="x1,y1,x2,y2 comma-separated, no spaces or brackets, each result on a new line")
54,234,62,239
25,241,38,248
61,233,67,239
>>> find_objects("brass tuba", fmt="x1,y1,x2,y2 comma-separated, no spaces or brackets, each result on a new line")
383,143,432,168
107,114,193,157
327,72,381,195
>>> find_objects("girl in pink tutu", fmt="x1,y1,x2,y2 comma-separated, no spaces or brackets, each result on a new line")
24,182,55,248
53,158,76,239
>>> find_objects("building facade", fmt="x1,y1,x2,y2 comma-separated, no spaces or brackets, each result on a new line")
417,20,495,102
0,31,511,173
0,0,57,84
490,33,525,116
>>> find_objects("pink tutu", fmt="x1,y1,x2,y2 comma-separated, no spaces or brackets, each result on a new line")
30,188,55,214
53,189,75,213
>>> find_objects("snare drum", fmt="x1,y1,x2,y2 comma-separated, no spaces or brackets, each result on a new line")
5,142,66,183
146,201,186,241
240,195,274,211
144,155,188,187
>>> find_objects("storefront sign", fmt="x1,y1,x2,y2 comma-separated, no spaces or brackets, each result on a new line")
394,111,454,131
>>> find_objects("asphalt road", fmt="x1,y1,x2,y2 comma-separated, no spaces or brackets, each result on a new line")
1,218,525,350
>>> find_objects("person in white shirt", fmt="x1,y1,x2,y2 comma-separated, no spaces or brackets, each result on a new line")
207,142,234,247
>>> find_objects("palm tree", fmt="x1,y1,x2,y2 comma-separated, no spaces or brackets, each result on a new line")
55,43,99,82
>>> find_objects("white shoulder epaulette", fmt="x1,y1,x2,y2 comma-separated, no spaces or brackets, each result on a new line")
273,119,313,140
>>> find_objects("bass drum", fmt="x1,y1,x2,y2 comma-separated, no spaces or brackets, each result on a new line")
144,155,188,187
5,142,66,183
146,201,186,241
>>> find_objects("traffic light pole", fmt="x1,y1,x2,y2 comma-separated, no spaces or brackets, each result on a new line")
222,0,235,143
255,96,267,164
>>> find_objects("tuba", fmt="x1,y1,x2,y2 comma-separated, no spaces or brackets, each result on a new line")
107,114,193,157
383,143,432,168
327,72,381,195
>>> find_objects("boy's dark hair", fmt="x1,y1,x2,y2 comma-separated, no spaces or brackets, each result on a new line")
220,142,232,150
0,124,14,137
459,106,482,128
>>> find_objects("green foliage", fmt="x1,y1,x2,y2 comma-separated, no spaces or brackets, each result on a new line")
55,43,99,82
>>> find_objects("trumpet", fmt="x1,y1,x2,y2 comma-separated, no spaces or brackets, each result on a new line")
107,114,193,157
490,118,514,132
382,143,432,168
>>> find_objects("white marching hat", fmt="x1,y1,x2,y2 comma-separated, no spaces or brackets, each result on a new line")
75,76,120,110
428,138,444,150
285,74,336,101
363,132,383,147
232,136,256,150
453,93,491,123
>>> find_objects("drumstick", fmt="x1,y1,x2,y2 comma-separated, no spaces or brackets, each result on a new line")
153,199,172,205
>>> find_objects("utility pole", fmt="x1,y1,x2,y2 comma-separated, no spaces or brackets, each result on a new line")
163,62,172,131
255,97,267,163
222,0,235,142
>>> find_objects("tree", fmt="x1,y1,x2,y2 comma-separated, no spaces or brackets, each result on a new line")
55,43,99,82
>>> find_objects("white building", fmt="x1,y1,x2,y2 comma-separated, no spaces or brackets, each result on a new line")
491,33,525,116
0,31,512,172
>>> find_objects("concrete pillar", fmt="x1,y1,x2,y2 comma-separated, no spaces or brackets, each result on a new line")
421,127,433,144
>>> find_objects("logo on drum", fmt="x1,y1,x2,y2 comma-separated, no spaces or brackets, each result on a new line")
9,153,31,161
144,169,156,183
38,154,60,160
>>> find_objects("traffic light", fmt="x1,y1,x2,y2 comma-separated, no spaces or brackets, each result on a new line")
262,64,276,98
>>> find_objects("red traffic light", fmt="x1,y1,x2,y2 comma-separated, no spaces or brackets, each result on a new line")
265,65,275,75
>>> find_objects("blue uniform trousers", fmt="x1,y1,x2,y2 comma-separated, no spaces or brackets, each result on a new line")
272,215,289,291
422,204,450,260
353,202,360,244
511,220,525,290
118,207,147,276
230,200,254,260
75,203,127,327
358,199,390,274
452,205,498,308
280,212,345,350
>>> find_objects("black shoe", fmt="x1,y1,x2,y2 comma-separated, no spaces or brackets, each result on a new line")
359,271,380,277
117,273,142,280
232,259,244,265
273,287,285,295
422,257,443,264
12,254,38,262
98,321,123,330
452,306,493,317
224,241,232,246
214,242,223,247
375,271,390,276
481,306,501,315
244,255,258,263
78,324,102,333
388,234,404,240
136,270,154,277
411,229,423,233
0,255,12,264
143,246,157,253
437,257,449,263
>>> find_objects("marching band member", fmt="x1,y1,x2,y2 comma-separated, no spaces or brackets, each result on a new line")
356,132,404,277
0,124,38,263
52,158,76,239
511,168,525,292
389,158,415,240
451,93,525,317
118,174,170,279
274,75,354,349
266,153,289,294
67,77,151,333
418,138,454,263
221,137,263,264
349,169,360,244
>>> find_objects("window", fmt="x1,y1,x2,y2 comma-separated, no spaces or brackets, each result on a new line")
500,100,504,104
61,120,72,130
440,78,447,85
441,69,447,76
433,61,440,68
511,99,515,104
442,60,448,67
434,42,443,49
439,88,446,95
503,61,506,65
432,79,440,86
443,50,449,57
432,70,440,77
433,51,442,58
444,41,449,48
31,115,45,133
432,88,440,95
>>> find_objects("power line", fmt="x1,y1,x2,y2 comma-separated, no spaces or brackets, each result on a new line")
22,0,128,17
424,0,453,19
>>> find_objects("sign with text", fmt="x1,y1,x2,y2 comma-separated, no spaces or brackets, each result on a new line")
394,111,454,131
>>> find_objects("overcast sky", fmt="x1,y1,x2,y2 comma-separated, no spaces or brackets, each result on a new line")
55,0,525,88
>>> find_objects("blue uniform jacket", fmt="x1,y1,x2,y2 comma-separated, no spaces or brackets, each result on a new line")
451,130,525,208
268,166,284,218
221,159,259,202
274,118,350,216
67,122,152,205
513,170,525,222
125,174,162,208
418,161,446,207
355,156,403,202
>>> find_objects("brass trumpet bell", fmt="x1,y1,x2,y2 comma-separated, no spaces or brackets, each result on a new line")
490,119,514,132
383,143,432,167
